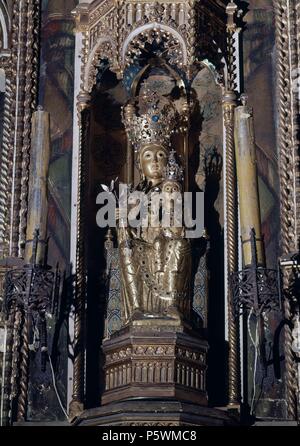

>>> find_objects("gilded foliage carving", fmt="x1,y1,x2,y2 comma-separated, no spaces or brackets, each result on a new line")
73,0,229,96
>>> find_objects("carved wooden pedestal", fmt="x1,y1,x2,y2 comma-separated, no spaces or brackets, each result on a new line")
101,322,208,406
74,320,238,426
75,400,238,426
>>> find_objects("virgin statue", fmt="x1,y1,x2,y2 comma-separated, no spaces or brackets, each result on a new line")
118,86,191,324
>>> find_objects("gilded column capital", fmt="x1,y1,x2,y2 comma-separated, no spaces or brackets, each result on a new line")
222,90,237,127
226,2,238,32
222,90,237,107
77,91,91,115
71,4,90,33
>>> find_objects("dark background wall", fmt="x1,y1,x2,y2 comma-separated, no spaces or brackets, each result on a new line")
37,0,78,419
242,0,285,419
243,0,280,268
34,0,284,419
39,0,78,270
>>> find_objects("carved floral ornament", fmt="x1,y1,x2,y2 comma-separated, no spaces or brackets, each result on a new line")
73,0,230,96
105,345,206,365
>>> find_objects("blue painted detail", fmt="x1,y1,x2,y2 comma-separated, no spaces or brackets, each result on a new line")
123,63,143,94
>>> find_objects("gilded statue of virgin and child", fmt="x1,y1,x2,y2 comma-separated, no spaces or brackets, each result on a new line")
117,86,192,325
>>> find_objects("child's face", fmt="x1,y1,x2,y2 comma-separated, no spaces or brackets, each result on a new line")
161,180,182,214
161,180,181,194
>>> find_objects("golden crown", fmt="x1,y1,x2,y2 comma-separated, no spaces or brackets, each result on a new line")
122,84,186,154
163,149,184,183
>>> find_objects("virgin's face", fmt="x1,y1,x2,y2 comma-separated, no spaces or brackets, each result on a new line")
140,145,168,181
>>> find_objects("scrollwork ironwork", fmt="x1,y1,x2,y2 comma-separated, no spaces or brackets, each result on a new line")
2,230,59,422
232,268,280,317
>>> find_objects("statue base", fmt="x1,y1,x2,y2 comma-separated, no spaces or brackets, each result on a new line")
73,319,239,426
74,400,238,426
101,320,208,406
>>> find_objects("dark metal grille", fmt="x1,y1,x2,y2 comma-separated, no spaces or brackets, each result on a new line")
4,266,54,315
231,267,280,317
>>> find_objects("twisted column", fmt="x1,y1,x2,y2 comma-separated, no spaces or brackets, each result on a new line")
19,0,40,256
70,95,91,419
11,309,22,401
0,73,13,258
1,307,15,425
273,0,299,420
223,90,240,406
283,271,298,419
9,0,27,257
0,0,41,258
16,310,29,421
0,0,19,259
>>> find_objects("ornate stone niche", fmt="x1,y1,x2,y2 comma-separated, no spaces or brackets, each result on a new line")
70,0,241,425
